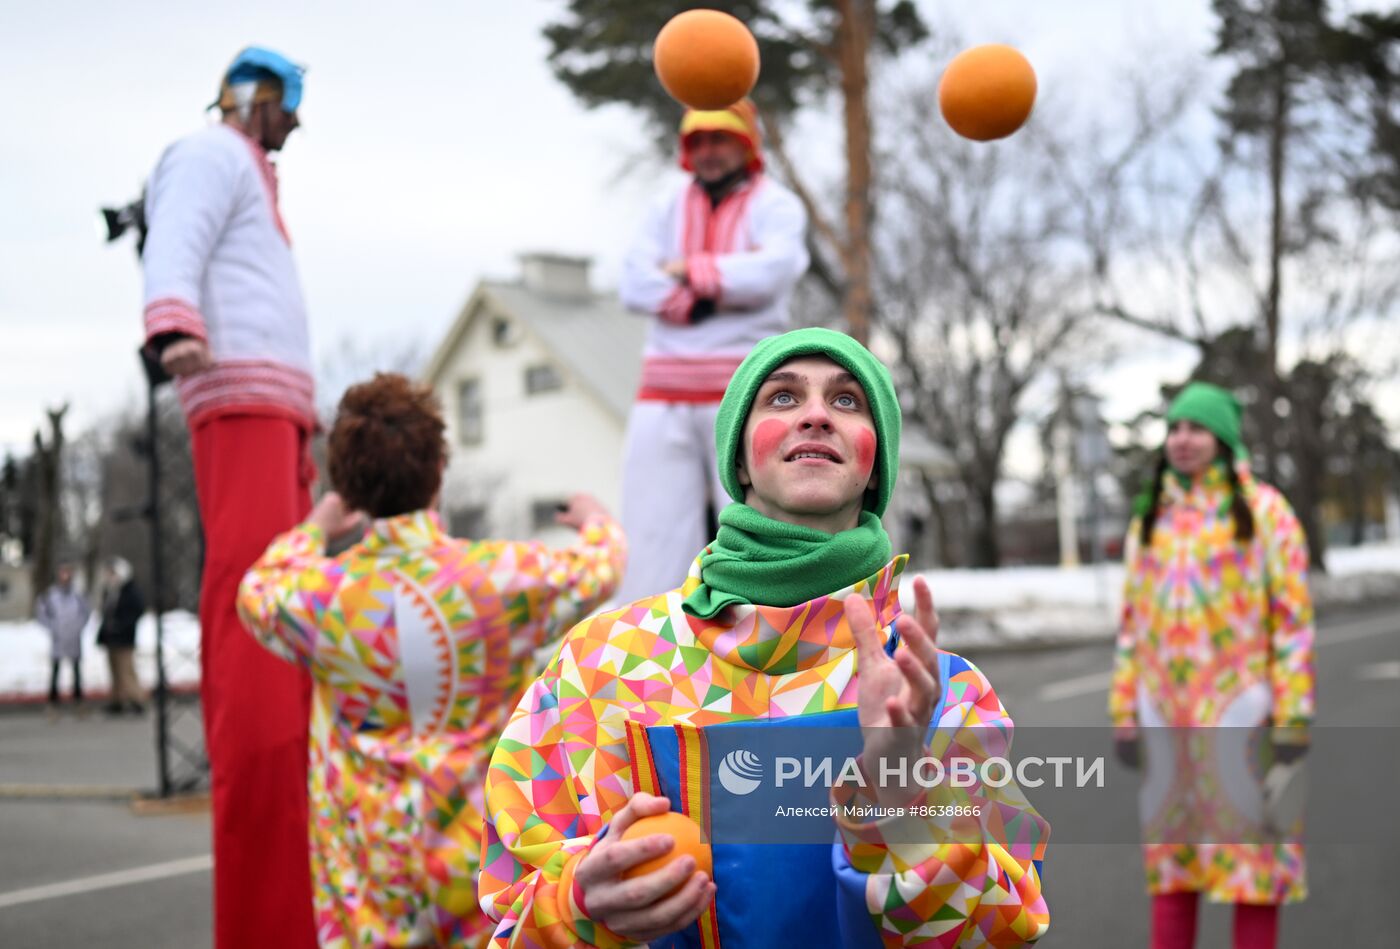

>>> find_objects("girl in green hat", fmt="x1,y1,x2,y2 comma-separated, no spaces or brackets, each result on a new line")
1111,382,1316,949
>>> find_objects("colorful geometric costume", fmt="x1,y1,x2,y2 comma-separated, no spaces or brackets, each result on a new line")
142,54,318,944
1110,462,1316,905
616,102,809,602
479,555,1050,948
237,510,625,947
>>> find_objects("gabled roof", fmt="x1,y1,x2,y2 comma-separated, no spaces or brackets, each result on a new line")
423,277,956,475
423,279,647,423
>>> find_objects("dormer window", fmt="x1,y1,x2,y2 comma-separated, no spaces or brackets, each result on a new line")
492,317,515,347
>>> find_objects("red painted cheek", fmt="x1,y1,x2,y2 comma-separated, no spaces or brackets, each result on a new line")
751,419,789,466
855,428,877,476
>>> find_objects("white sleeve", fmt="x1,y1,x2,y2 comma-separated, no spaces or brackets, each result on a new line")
687,188,809,310
619,193,693,324
140,133,242,344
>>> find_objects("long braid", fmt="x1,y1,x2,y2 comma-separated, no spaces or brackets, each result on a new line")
1226,460,1256,543
1139,454,1170,547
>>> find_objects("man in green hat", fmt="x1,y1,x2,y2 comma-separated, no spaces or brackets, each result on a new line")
479,328,1050,948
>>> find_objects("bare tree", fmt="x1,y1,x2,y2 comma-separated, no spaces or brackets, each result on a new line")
1089,15,1400,569
30,404,68,600
317,333,430,422
62,427,109,592
872,73,1186,567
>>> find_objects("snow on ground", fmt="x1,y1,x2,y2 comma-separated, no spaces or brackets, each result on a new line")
4,542,1398,697
0,611,199,702
902,541,1400,651
1326,541,1400,575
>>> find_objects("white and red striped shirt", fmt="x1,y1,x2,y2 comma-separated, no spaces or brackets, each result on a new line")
620,174,808,402
141,124,314,429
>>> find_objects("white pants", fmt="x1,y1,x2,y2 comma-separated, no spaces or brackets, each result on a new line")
617,401,731,603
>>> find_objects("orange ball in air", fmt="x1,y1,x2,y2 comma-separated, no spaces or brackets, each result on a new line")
938,44,1038,141
653,9,760,110
620,811,714,885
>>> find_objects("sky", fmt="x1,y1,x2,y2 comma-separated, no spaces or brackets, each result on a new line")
0,0,1274,474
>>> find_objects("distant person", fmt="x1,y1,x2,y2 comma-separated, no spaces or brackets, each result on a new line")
616,99,809,602
35,561,91,710
96,557,146,715
1111,382,1316,949
238,373,626,948
140,45,318,946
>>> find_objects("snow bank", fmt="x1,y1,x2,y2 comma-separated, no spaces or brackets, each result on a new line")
0,611,200,702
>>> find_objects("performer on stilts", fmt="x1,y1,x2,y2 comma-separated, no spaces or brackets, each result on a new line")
140,46,318,948
616,99,809,602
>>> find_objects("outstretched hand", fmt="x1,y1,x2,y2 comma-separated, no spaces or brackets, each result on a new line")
555,492,611,530
844,576,942,807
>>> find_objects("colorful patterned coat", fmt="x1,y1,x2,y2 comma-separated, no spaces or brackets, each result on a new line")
479,555,1050,948
1110,463,1316,904
237,510,625,948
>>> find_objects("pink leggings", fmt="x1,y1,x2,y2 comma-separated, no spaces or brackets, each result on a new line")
1152,892,1280,949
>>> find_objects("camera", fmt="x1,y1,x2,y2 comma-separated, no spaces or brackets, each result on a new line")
101,195,148,256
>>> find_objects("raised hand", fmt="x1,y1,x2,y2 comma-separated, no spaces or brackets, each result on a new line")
844,576,942,807
555,492,611,530
307,491,367,542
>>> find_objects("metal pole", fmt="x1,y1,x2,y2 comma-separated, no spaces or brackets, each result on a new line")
140,349,172,798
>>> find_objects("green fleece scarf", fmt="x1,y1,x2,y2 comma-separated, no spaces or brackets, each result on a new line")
682,503,892,619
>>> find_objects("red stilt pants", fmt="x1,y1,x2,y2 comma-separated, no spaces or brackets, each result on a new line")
1151,892,1280,949
193,414,316,949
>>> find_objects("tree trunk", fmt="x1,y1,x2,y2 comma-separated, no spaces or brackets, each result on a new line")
835,0,875,346
1289,390,1329,574
918,470,957,567
969,479,1001,568
30,405,67,604
1260,59,1288,482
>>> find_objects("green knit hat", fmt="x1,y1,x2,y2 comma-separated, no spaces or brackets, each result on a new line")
715,328,901,517
1167,382,1247,461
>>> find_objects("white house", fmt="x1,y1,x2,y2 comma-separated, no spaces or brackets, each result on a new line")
0,562,32,621
423,252,955,557
423,254,645,548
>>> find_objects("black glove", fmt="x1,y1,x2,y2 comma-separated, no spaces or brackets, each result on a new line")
1114,737,1141,770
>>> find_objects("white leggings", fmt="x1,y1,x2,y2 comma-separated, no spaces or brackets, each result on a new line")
616,400,731,603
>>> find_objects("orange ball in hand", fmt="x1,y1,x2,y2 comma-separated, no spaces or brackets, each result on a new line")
653,10,760,110
620,811,714,885
938,44,1037,142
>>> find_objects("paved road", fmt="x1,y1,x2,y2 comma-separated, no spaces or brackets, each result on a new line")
967,606,1400,948
0,607,1395,947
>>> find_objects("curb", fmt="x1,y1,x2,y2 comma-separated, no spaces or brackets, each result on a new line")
0,783,141,801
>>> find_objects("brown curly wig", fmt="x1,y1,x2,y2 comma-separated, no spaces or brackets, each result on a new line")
328,373,447,518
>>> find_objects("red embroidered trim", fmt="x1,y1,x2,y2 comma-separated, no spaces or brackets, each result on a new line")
659,284,696,325
143,296,208,343
176,360,315,429
638,355,742,401
226,126,291,245
635,387,728,404
676,176,763,306
687,253,721,300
